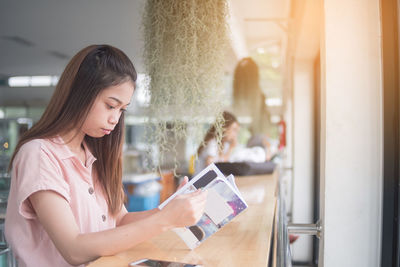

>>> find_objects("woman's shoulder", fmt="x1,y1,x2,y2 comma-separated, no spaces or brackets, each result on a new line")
20,138,51,150
19,138,44,152
19,137,64,157
14,137,69,172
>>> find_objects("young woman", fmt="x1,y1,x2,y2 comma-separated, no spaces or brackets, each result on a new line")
5,45,208,267
195,111,240,174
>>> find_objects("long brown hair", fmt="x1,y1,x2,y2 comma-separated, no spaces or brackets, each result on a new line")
9,44,137,216
197,111,238,155
233,57,269,134
233,57,260,101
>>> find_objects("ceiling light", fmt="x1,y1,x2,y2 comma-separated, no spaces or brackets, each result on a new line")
30,76,52,87
271,59,280,68
51,76,59,86
8,75,59,87
8,76,30,87
270,115,281,124
257,47,265,54
265,97,282,107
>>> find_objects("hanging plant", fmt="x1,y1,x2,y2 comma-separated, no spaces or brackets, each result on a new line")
142,0,229,171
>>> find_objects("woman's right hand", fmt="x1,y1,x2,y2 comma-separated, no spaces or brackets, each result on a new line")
160,189,208,228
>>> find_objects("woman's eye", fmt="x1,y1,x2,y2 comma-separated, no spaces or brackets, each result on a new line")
107,104,115,110
120,108,127,113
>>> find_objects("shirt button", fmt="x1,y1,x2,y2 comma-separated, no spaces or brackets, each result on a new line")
102,215,106,222
88,187,94,195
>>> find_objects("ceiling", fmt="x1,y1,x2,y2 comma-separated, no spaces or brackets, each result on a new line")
0,0,292,107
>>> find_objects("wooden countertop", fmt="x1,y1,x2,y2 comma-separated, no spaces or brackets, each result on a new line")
88,171,278,267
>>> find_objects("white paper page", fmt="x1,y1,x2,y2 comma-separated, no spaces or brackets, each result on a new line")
204,188,233,225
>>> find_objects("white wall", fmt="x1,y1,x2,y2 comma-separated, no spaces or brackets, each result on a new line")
291,59,315,262
320,0,383,266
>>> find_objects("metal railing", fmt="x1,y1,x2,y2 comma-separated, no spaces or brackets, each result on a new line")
275,177,292,267
287,221,322,239
275,172,322,267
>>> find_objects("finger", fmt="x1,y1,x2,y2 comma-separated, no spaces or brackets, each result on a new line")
177,176,189,190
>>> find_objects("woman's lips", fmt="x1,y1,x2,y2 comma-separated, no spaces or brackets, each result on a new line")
102,129,112,135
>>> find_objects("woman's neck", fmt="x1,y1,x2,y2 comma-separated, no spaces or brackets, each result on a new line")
60,130,85,154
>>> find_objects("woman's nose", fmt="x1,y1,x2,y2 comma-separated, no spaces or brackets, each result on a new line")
109,112,119,125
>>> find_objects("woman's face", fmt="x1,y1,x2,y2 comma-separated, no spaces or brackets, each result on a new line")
82,80,134,138
224,122,240,143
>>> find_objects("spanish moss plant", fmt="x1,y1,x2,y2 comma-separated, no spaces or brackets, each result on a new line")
142,0,229,171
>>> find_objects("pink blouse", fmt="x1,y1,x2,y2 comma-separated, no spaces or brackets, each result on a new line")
5,136,117,267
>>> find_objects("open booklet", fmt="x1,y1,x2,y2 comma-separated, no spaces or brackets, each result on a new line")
158,163,248,250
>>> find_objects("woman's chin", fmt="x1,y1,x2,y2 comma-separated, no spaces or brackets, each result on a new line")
85,132,107,138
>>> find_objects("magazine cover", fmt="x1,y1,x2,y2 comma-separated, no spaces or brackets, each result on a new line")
158,163,248,249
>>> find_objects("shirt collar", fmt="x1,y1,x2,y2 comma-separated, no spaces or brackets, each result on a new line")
51,135,97,165
82,140,97,167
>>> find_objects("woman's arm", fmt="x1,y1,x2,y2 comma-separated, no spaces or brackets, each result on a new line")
218,139,237,162
30,188,207,266
116,206,159,226
205,155,217,166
